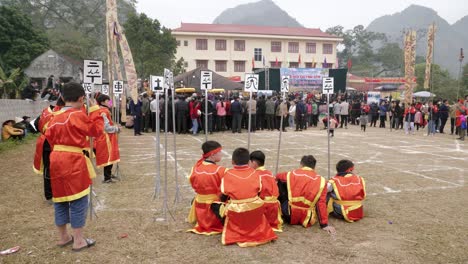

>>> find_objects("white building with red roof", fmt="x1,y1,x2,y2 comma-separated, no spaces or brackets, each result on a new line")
172,23,342,81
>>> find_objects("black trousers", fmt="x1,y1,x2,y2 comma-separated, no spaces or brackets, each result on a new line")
232,114,242,133
256,113,265,130
379,116,386,128
104,164,113,181
134,115,141,135
249,114,256,132
439,118,448,133
42,147,52,200
217,116,226,131
266,114,275,130
176,113,187,133
340,115,348,128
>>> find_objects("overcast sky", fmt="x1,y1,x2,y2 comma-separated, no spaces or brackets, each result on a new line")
136,0,467,30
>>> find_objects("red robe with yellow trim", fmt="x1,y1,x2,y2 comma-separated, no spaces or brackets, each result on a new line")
328,174,366,222
188,161,225,235
276,167,328,228
221,165,277,247
94,106,120,167
257,167,282,231
45,106,103,202
33,106,55,174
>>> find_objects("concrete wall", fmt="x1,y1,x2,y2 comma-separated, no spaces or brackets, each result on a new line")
0,99,50,125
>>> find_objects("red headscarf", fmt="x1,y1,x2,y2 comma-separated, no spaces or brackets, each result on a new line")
195,147,222,167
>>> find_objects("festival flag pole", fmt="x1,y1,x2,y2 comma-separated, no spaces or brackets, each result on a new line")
153,92,161,200
274,92,286,176
170,73,181,204
248,89,252,150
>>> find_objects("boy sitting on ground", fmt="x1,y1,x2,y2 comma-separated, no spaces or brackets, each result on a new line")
327,159,366,222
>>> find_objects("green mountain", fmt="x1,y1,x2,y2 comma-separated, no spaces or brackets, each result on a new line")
213,0,303,28
367,5,468,77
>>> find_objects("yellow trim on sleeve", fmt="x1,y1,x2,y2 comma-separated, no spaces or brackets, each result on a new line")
88,105,100,113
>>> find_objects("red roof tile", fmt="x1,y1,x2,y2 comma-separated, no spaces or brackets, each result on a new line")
173,23,340,39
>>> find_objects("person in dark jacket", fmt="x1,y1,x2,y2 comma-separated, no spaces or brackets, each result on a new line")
175,96,189,134
22,81,40,100
130,96,143,136
438,99,449,134
230,96,242,133
256,95,266,130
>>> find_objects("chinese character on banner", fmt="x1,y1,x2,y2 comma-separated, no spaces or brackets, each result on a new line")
101,84,109,95
164,68,174,90
83,60,103,84
322,77,334,94
83,83,94,94
113,81,124,94
281,75,290,93
200,71,212,90
244,73,259,92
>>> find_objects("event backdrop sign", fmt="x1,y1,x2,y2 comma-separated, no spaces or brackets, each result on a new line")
279,68,329,90
367,91,381,105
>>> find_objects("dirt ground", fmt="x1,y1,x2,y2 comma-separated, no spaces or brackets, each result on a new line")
0,124,467,264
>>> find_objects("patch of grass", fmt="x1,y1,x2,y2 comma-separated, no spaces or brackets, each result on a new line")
0,133,38,153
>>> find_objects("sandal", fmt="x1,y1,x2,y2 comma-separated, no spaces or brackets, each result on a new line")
57,236,73,248
72,238,96,252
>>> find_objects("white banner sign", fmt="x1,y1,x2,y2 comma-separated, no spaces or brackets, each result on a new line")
83,60,103,84
281,75,290,93
83,83,94,94
244,73,259,92
150,75,164,93
322,77,334,95
101,84,109,95
200,71,213,90
164,68,174,90
113,80,124,94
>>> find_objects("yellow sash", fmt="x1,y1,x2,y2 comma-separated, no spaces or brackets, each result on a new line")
53,145,96,179
187,194,219,224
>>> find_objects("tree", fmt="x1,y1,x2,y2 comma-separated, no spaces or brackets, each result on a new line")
0,66,22,99
0,0,137,60
326,25,386,70
415,63,458,101
0,6,49,71
123,13,177,78
461,63,468,98
172,57,186,76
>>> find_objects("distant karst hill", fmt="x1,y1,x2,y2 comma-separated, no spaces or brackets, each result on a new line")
367,5,468,77
213,0,303,28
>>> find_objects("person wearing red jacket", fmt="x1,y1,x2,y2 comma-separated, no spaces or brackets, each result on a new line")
249,150,282,232
187,141,226,235
404,103,417,135
45,82,104,251
220,148,277,247
276,155,336,235
327,160,366,222
33,98,65,203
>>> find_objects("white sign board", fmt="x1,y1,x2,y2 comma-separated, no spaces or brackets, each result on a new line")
113,80,124,94
200,71,213,90
322,77,334,95
164,68,174,90
83,83,94,94
83,60,103,84
150,75,164,93
101,84,109,95
281,75,290,93
244,73,259,92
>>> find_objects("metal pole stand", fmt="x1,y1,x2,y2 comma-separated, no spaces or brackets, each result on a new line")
113,93,123,181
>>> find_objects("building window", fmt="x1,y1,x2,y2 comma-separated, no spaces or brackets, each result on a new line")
215,60,227,72
184,62,188,68
306,43,316,53
271,41,282,52
270,61,282,68
289,62,299,68
196,60,208,68
322,62,333,68
254,48,262,61
305,62,313,68
176,40,181,46
196,39,208,50
215,39,227,51
323,44,333,54
288,42,299,53
184,40,188,46
234,40,245,51
234,61,245,72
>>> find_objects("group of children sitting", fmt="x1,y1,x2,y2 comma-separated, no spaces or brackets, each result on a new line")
187,141,366,247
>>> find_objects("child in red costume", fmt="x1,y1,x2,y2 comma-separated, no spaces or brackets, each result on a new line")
327,160,366,222
188,141,226,235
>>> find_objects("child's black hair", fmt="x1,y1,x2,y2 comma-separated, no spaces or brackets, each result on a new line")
232,147,250,165
96,94,111,105
202,141,221,154
62,82,85,102
336,159,354,174
249,150,265,166
300,155,316,169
